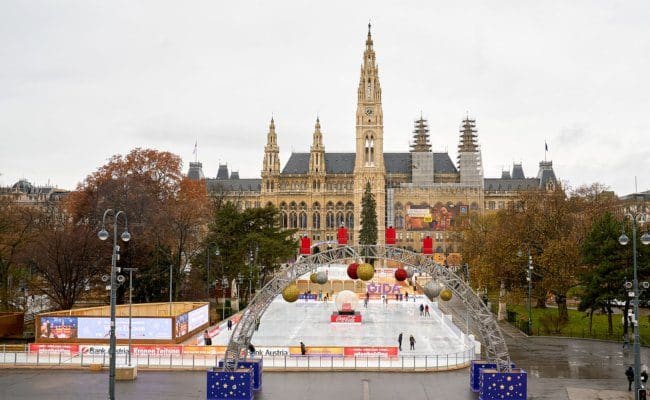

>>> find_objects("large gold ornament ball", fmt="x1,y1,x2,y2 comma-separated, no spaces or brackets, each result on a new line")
356,263,374,281
282,284,300,302
309,273,318,284
439,288,453,301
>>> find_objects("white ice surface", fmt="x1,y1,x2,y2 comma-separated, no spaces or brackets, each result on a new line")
211,269,468,356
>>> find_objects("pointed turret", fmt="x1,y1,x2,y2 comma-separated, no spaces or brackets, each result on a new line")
536,160,557,190
511,163,525,179
308,117,326,192
410,116,432,152
187,162,205,180
216,164,229,180
261,117,281,193
457,116,484,187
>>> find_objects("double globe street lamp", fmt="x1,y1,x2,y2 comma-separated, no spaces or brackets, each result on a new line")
619,203,650,400
98,209,131,400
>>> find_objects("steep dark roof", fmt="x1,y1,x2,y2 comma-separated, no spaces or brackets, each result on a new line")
207,178,261,192
216,164,229,180
511,164,525,179
434,153,458,174
325,153,356,174
384,153,410,174
281,152,457,175
282,153,356,175
484,178,540,191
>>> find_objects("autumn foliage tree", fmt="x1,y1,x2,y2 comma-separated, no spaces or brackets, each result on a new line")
0,197,38,311
25,204,103,310
461,184,619,323
65,148,209,303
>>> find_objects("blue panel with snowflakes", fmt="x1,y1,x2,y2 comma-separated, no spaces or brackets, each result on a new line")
470,361,496,392
218,358,263,391
478,368,527,400
206,369,253,400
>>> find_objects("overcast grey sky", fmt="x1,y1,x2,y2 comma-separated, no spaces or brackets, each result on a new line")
1,1,649,195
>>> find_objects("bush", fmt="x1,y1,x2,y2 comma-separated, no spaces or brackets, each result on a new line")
538,310,568,334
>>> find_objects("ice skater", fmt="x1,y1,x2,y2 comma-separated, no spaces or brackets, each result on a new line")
419,304,424,316
405,292,409,302
364,297,368,308
227,319,232,331
398,333,403,351
300,342,307,356
409,335,415,350
424,304,430,316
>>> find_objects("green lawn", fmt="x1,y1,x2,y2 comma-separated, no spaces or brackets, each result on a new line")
504,304,650,345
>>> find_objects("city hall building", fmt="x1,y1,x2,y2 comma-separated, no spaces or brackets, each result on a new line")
188,25,556,253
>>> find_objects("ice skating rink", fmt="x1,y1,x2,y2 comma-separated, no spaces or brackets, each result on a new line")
211,266,471,356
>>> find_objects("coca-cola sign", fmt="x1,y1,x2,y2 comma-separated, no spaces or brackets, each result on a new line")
330,313,362,323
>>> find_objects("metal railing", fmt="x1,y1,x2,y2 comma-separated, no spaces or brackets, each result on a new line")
0,346,476,372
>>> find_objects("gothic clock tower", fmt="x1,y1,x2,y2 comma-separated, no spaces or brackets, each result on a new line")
353,24,386,245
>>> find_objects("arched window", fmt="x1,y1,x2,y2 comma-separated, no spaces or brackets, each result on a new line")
336,211,344,227
346,212,354,229
312,212,321,229
364,133,375,166
299,212,307,229
281,212,288,228
289,212,298,228
326,212,335,229
395,213,404,229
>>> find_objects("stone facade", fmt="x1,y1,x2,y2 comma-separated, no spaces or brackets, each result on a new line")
193,25,557,253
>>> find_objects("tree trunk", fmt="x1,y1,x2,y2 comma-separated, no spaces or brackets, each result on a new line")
606,304,613,335
623,300,630,337
589,309,593,334
555,293,569,323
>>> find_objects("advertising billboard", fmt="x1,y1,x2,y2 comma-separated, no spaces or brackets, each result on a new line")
40,317,78,339
405,204,465,231
77,317,172,340
187,304,209,332
175,313,189,338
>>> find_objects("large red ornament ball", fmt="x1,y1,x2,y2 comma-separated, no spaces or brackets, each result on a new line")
347,263,359,279
394,268,407,282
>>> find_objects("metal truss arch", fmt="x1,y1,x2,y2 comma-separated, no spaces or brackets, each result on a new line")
223,245,511,372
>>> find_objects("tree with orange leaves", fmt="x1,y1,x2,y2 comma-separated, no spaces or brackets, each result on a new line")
66,148,209,304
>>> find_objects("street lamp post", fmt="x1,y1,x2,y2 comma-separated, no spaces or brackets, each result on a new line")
122,267,138,366
221,276,229,321
619,203,650,400
205,244,219,300
98,210,131,400
526,251,533,336
169,264,173,316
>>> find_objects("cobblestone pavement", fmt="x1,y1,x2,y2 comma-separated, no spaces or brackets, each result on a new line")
0,335,647,399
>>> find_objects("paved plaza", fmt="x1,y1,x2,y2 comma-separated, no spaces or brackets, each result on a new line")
1,335,648,399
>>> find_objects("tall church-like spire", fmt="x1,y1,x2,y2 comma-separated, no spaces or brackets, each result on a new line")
353,24,386,245
261,117,281,192
309,117,326,176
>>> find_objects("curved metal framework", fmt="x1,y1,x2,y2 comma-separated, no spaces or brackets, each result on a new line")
223,245,511,372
